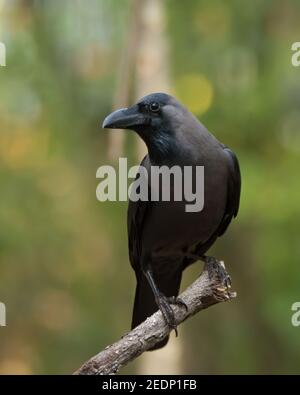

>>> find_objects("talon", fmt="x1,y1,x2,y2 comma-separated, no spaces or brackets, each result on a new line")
175,297,188,312
155,294,180,333
205,256,232,297
167,296,188,312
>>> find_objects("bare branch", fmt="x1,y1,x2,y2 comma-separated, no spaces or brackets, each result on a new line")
74,262,236,375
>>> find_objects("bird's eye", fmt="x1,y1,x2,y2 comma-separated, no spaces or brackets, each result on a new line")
149,102,160,113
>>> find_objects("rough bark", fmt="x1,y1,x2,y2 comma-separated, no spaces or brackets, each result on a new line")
74,261,236,375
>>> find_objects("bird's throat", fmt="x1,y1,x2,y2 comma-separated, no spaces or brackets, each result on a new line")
139,130,178,164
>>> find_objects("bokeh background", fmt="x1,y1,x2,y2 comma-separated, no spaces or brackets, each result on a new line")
0,0,300,374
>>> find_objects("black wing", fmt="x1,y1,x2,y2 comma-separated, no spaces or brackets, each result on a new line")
217,147,241,236
127,155,151,272
183,146,241,267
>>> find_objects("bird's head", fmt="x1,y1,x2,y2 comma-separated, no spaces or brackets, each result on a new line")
102,93,185,134
102,93,196,161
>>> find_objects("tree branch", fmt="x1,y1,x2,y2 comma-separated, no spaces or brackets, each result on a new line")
74,261,236,375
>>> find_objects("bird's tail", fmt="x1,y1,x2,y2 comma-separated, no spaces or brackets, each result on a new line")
131,269,182,351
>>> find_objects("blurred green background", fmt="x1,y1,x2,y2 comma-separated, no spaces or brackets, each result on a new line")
0,0,300,374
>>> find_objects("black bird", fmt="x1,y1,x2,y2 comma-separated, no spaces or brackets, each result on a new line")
102,93,241,350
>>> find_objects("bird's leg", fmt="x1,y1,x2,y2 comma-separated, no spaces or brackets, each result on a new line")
144,269,186,336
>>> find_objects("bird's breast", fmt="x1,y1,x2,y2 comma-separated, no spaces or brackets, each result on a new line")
141,163,228,259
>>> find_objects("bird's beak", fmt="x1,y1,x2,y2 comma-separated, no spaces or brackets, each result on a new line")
102,106,145,130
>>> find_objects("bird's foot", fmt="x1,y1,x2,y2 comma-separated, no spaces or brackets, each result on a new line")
167,296,188,312
204,256,232,298
156,294,177,334
155,295,188,336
